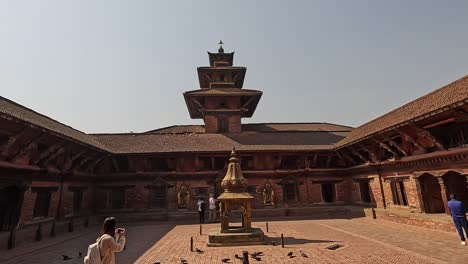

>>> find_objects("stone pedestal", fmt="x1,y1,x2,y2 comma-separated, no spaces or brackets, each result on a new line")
207,227,267,247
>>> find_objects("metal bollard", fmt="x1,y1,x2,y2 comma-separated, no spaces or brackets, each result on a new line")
242,251,249,264
266,222,269,232
281,233,284,248
190,237,193,252
199,224,202,235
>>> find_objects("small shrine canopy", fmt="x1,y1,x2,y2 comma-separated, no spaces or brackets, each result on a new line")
218,148,253,200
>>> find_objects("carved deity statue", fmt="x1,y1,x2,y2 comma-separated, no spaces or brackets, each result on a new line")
177,185,190,209
262,183,275,206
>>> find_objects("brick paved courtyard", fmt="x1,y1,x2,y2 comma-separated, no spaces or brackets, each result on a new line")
2,218,468,264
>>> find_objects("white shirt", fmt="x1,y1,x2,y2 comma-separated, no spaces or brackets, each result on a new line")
197,200,204,211
209,197,217,209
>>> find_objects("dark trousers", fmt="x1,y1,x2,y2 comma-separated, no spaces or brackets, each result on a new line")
199,211,205,224
453,217,468,241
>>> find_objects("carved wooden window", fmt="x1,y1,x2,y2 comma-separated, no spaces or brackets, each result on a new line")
33,190,51,218
199,156,212,170
193,187,209,197
218,117,228,133
321,183,336,203
149,157,170,171
214,156,228,170
359,181,372,203
281,155,299,169
247,185,257,195
283,183,297,201
73,190,83,215
241,156,254,170
110,189,125,209
150,186,166,208
0,133,9,146
115,156,130,172
390,180,408,206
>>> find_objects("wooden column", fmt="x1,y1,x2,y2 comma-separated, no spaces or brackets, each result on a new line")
437,177,450,215
414,177,426,213
377,170,387,209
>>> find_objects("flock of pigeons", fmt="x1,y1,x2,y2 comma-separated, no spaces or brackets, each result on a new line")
60,244,309,263
173,248,309,264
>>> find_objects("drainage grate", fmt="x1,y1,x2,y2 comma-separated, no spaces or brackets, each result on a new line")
325,244,344,250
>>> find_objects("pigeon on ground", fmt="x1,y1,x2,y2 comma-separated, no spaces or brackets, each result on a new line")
300,251,308,258
180,257,188,264
153,262,161,264
289,255,296,259
235,254,244,261
195,248,204,253
253,256,262,261
254,251,263,256
271,241,276,246
221,258,231,263
287,252,293,257
62,255,72,261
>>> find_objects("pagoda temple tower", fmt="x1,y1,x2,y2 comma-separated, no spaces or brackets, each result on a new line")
184,42,263,133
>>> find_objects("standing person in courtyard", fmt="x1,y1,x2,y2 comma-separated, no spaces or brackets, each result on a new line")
209,193,218,223
448,193,468,245
84,217,126,264
197,197,206,224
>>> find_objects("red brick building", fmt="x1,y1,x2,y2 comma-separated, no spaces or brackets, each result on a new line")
1,45,467,249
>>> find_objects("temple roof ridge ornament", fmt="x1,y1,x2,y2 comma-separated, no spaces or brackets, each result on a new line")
218,40,224,53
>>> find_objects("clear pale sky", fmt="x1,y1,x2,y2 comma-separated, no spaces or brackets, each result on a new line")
1,1,467,133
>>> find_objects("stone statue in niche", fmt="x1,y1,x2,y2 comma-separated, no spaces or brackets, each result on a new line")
177,184,190,209
262,182,275,206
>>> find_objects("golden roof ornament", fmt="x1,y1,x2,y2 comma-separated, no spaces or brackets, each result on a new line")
218,40,224,53
220,148,248,192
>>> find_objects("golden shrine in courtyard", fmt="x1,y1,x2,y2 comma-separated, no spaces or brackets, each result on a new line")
207,149,266,247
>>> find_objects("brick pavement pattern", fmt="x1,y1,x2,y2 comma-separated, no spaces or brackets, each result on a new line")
3,218,468,264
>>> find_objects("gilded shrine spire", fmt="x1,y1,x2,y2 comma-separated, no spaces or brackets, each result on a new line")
220,148,248,192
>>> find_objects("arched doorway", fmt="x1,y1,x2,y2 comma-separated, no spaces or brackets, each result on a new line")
444,171,468,207
419,174,445,213
0,186,21,231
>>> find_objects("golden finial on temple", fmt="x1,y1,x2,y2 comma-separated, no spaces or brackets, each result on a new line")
218,40,224,53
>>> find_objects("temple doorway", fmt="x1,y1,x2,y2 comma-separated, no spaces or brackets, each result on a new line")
420,174,445,213
150,185,167,208
321,183,336,203
444,171,468,207
359,181,372,203
0,186,20,232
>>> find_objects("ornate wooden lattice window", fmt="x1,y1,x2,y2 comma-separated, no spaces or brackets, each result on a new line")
283,183,297,201
115,156,130,172
214,156,228,170
247,185,258,195
240,156,254,170
148,157,170,172
281,155,300,169
390,180,408,206
198,156,212,171
218,117,228,133
33,190,52,218
193,187,209,197
110,189,125,209
73,190,83,215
